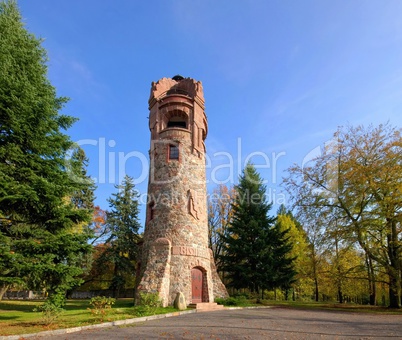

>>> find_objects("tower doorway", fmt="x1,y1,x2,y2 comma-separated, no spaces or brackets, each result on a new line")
191,268,203,303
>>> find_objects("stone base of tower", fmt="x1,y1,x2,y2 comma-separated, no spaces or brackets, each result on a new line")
209,251,229,299
136,238,172,307
136,239,228,307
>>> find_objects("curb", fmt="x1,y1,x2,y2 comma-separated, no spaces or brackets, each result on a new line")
225,306,272,310
1,306,271,339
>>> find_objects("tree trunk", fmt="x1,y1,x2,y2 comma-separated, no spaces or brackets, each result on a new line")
388,273,401,309
387,220,401,308
314,277,319,302
335,236,343,304
311,244,319,302
0,284,10,300
111,263,119,298
338,286,343,304
365,254,376,305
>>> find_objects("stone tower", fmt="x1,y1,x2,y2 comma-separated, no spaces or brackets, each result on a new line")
137,75,227,307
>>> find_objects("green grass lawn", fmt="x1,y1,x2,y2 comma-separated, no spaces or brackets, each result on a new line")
0,299,177,336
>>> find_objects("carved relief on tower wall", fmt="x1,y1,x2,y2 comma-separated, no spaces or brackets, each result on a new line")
187,189,199,220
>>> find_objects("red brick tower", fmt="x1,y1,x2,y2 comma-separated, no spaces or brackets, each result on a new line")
137,75,227,306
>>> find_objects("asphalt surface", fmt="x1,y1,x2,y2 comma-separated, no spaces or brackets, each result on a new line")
34,307,402,339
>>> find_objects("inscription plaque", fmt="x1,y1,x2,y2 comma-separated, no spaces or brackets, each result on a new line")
171,246,209,259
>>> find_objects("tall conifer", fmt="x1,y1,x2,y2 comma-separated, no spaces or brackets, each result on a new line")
100,175,141,295
221,164,296,296
0,0,94,302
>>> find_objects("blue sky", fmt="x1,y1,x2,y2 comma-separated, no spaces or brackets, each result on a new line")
18,0,402,222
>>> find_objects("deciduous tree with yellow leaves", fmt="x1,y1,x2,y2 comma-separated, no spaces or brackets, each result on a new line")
284,123,402,308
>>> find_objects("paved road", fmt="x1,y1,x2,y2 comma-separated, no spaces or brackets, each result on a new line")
36,307,402,339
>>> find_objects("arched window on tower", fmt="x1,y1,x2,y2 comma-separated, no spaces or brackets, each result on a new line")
163,109,189,130
167,115,187,129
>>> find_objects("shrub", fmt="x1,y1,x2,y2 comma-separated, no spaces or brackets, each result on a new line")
88,296,116,322
215,296,248,306
135,292,161,316
33,300,64,327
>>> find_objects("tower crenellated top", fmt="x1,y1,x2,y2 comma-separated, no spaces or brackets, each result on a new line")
149,76,204,108
148,76,208,150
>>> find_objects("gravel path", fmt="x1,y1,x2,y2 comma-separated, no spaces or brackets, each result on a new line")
34,307,402,339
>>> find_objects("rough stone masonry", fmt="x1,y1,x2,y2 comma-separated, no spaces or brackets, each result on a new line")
136,75,228,306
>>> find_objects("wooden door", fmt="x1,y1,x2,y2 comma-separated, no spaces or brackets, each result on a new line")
191,268,203,303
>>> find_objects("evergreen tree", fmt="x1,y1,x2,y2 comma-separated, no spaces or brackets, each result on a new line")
100,175,141,296
0,1,94,302
221,164,295,296
263,222,297,293
69,148,96,212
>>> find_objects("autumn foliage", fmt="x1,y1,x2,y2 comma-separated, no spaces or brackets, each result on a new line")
284,123,402,308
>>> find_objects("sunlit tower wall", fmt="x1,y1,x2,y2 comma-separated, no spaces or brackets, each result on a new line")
136,75,227,306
